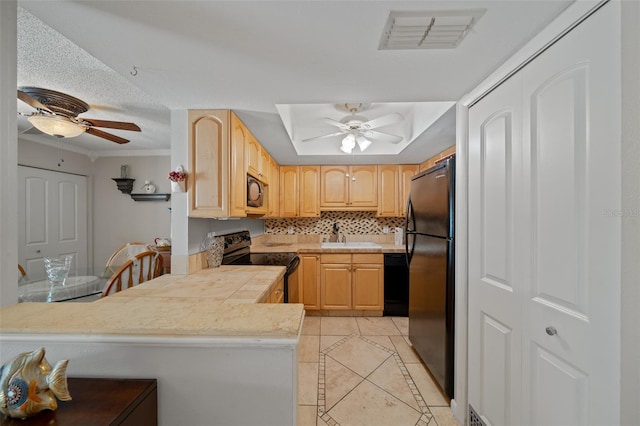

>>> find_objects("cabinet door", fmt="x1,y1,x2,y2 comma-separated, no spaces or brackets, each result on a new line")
246,134,262,179
188,110,229,218
260,149,270,184
267,157,280,218
320,166,349,207
299,254,320,310
270,277,284,303
229,113,247,217
280,166,298,217
350,165,378,207
399,165,420,217
321,263,351,310
352,263,384,310
299,166,320,217
377,165,399,217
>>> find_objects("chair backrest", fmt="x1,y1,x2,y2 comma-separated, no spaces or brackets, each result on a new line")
103,241,153,277
101,250,163,298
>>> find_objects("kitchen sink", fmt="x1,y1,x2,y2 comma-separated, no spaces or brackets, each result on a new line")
321,242,381,249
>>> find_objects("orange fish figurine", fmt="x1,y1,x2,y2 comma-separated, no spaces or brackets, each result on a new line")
0,347,71,418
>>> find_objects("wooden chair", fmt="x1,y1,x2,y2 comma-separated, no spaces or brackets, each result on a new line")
102,241,153,278
100,250,163,298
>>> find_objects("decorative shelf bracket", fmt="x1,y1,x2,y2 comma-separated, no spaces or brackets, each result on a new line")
112,178,136,194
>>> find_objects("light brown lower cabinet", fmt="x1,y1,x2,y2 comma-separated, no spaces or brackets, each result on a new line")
319,253,383,311
299,253,321,310
269,277,285,303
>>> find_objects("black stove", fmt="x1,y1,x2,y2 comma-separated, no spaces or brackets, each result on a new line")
219,231,299,302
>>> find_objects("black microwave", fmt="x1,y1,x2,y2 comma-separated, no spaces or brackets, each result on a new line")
247,175,264,207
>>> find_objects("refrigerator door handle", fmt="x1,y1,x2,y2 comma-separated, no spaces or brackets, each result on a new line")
404,196,416,267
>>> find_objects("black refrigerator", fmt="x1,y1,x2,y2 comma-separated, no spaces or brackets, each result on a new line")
405,157,455,398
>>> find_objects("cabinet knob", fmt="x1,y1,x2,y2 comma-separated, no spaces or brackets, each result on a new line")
545,326,557,336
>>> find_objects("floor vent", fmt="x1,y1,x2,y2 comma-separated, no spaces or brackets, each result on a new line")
469,404,487,426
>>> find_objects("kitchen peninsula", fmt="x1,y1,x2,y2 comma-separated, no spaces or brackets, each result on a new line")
0,266,304,426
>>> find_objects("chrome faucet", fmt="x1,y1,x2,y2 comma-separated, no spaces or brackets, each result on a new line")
332,222,340,243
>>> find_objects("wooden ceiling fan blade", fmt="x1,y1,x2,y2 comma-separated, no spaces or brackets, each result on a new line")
362,130,403,143
17,89,52,113
360,113,403,130
302,131,345,143
86,127,130,144
81,118,141,131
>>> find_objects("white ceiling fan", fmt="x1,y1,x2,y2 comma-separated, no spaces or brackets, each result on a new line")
302,103,404,153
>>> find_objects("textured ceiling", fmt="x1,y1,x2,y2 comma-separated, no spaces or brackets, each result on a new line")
16,1,573,163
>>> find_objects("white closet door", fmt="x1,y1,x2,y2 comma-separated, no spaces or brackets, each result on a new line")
468,2,621,425
18,166,88,277
519,3,620,425
468,73,524,426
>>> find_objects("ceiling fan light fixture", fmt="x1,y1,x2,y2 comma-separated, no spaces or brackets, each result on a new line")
355,135,372,151
340,134,356,153
28,114,86,138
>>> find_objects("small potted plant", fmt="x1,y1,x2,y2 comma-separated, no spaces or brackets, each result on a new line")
168,166,187,193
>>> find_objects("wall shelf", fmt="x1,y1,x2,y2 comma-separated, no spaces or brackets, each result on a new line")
112,178,135,194
130,193,171,202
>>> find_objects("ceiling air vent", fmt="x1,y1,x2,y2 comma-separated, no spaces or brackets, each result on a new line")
378,10,485,50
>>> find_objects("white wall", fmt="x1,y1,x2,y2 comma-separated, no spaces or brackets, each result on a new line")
93,156,171,269
18,139,172,272
620,0,640,423
0,0,18,307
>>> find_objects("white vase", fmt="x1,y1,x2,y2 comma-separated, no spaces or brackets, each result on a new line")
171,180,186,193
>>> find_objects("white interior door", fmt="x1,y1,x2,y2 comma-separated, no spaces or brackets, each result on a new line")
468,3,621,425
18,166,88,277
468,73,524,426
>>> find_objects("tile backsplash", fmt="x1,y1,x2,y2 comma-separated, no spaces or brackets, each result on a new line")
265,211,404,236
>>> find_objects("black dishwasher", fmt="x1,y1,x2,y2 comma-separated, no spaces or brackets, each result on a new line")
383,253,409,316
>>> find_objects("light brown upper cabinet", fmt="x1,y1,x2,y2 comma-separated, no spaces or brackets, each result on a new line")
266,156,280,218
399,164,420,217
280,166,320,217
419,145,455,172
188,110,246,218
246,134,268,183
320,165,377,210
279,166,299,217
377,165,399,217
299,166,320,217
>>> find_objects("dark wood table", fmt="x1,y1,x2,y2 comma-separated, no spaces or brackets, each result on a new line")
1,377,157,426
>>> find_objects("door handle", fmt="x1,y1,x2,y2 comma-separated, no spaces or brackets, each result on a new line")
545,326,557,336
36,250,41,253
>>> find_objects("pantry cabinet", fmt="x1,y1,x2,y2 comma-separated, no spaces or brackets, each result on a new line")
299,253,321,310
320,165,377,210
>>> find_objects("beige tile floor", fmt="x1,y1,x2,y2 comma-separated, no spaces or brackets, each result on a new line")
298,316,460,426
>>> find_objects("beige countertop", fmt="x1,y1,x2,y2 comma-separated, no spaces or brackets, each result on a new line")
1,266,304,340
